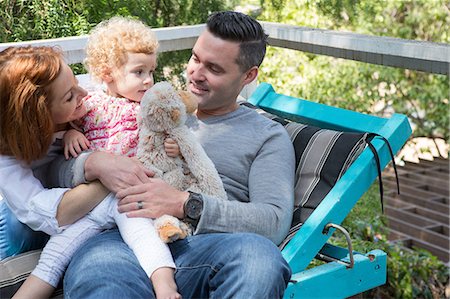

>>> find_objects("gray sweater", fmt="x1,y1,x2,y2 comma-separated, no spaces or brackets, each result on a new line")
55,105,295,245
190,106,295,245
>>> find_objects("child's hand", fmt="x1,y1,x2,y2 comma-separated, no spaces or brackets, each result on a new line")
164,138,181,158
63,129,91,159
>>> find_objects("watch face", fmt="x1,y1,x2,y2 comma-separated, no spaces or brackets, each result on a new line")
186,194,203,219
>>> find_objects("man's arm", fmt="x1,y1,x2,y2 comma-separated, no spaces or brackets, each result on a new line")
196,124,295,245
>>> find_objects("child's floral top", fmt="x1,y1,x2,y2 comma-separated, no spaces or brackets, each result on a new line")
79,91,140,157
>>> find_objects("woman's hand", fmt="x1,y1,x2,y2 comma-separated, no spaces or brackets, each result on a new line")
84,151,154,193
116,178,189,219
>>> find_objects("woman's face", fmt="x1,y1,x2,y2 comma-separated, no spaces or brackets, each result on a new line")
49,63,88,125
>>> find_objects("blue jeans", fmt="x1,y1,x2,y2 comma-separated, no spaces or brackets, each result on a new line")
64,229,291,299
0,200,49,259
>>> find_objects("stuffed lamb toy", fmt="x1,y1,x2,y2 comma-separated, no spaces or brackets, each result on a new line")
137,81,227,242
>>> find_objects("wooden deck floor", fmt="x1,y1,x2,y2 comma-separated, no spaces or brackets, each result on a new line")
384,157,449,265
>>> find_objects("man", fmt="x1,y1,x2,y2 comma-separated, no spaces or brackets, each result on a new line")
64,11,295,298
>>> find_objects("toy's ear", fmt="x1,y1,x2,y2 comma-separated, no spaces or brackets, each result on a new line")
178,91,197,114
171,108,181,122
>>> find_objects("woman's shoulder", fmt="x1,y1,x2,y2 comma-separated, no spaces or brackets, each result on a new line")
0,155,26,175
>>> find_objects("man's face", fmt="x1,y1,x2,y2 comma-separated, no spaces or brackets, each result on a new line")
186,30,255,117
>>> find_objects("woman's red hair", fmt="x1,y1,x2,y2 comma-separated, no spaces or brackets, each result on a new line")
0,46,63,164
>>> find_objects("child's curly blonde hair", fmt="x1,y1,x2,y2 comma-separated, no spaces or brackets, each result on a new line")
85,16,159,81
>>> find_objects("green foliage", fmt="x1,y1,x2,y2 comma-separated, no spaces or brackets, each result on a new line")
257,0,449,142
80,0,225,28
0,0,92,42
0,0,229,80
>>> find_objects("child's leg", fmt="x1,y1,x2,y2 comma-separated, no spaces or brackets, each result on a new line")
12,274,54,299
15,217,102,298
112,207,179,299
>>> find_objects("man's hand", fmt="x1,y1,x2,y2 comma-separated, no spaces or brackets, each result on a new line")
116,178,189,219
84,151,154,194
63,129,90,159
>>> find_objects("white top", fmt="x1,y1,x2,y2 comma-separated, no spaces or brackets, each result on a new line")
0,132,69,235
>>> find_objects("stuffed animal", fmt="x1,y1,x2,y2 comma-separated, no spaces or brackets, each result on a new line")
137,81,227,243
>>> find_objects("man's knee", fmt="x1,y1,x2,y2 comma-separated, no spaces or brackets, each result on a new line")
225,233,291,277
213,233,291,298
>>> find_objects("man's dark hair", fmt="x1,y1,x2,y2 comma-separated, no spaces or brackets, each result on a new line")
206,11,268,72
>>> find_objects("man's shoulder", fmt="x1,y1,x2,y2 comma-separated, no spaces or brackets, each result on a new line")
238,104,286,130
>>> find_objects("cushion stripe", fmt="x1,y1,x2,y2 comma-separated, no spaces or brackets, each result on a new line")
339,133,368,178
306,132,355,206
296,129,341,206
285,123,319,168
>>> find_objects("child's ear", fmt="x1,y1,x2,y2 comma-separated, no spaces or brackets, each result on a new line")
101,70,114,83
102,74,113,83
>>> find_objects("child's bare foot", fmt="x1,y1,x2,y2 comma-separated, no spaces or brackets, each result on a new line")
151,267,181,299
154,285,181,299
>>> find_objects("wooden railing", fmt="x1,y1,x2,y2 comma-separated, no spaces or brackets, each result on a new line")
261,22,449,75
1,22,448,97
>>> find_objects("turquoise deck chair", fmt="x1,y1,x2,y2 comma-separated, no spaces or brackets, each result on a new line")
247,83,412,298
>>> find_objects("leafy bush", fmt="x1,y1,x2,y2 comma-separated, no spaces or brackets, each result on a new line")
0,0,229,81
257,0,449,142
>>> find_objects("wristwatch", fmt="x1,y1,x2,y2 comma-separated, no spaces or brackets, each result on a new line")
183,191,204,228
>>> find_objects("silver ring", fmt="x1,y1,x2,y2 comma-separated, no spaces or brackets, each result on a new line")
137,201,144,210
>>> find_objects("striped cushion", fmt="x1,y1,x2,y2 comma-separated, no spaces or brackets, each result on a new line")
240,102,367,249
286,122,367,225
278,122,366,249
0,250,63,298
0,250,40,296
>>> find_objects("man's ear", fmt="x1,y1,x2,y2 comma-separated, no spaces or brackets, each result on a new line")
242,66,258,85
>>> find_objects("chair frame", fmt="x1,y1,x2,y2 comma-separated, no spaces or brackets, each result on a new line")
248,83,412,298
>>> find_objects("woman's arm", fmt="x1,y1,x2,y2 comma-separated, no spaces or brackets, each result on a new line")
56,180,109,226
0,155,65,235
0,155,109,234
47,151,153,225
8,150,153,232
83,151,154,193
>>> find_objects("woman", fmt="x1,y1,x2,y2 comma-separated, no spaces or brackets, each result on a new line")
0,46,95,257
0,46,171,299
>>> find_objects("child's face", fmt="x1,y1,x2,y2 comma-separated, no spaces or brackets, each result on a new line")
49,63,88,125
108,52,157,102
